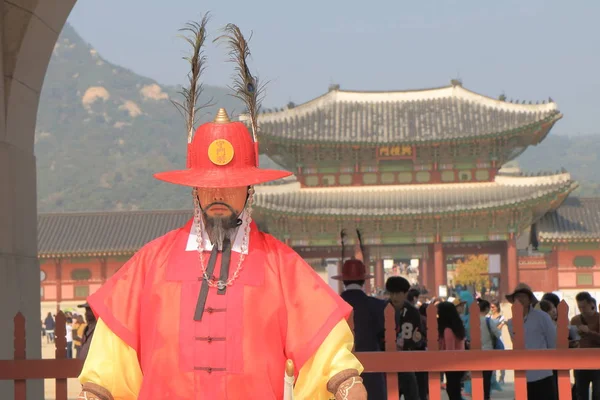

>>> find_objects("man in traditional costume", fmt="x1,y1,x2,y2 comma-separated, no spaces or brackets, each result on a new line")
77,19,367,400
334,258,387,399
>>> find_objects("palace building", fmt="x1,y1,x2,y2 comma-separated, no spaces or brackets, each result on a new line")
38,82,600,314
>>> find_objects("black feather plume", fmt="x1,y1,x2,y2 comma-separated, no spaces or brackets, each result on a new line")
356,229,365,257
171,14,212,143
214,24,267,142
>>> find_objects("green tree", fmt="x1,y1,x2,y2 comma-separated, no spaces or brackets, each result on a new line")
454,255,490,290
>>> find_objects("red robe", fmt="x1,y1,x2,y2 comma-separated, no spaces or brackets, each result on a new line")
87,219,351,399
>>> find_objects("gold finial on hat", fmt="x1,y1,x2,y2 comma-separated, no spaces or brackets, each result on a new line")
213,108,231,124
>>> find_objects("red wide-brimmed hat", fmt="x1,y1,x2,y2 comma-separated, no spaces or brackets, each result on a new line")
154,108,292,188
332,259,374,281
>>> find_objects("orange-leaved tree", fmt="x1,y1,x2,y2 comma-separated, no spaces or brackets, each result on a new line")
453,255,490,290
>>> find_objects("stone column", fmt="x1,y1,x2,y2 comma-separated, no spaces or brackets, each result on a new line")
433,243,445,296
0,1,76,398
507,237,518,293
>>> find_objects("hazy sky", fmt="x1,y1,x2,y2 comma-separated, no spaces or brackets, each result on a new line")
67,0,600,136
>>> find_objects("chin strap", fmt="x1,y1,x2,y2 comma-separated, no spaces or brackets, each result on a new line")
78,383,113,400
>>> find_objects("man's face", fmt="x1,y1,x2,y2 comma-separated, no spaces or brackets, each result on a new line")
577,300,596,316
456,304,465,315
197,186,248,248
197,186,248,219
389,292,407,309
514,292,531,309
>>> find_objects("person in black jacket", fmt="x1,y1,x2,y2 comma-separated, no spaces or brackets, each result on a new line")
334,259,388,400
386,276,424,400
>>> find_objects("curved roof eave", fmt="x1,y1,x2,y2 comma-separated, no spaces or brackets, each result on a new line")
242,84,559,125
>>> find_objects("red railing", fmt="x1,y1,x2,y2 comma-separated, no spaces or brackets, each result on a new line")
2,302,599,400
350,300,600,400
0,312,83,400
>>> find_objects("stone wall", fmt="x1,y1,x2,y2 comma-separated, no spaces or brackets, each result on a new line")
0,1,76,398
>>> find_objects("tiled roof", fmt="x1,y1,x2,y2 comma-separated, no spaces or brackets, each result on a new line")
247,85,560,143
537,198,600,242
38,210,192,258
253,173,576,217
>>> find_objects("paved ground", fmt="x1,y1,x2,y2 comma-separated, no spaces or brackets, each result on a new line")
42,340,81,400
41,338,517,399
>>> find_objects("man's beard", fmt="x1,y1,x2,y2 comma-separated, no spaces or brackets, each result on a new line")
203,212,240,251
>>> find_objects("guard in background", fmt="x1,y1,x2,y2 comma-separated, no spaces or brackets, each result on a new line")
334,259,388,400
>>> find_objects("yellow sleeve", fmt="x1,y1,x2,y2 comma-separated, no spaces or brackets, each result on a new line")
78,318,143,400
294,319,363,399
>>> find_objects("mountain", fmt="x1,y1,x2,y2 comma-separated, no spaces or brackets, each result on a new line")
35,25,600,212
36,23,282,212
516,133,600,196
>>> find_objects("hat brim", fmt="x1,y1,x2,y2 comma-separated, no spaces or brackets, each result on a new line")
506,288,535,303
154,168,293,188
77,303,90,308
331,274,375,280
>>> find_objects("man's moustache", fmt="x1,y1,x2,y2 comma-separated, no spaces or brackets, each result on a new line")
206,202,236,213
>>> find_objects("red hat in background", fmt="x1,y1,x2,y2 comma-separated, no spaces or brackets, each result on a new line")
154,108,292,188
332,259,374,281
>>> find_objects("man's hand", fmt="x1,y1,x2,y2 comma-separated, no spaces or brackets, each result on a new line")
413,329,423,342
579,325,590,334
78,383,113,400
334,376,367,400
328,369,367,400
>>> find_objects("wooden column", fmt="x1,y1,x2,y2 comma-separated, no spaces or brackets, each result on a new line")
337,260,344,294
507,236,518,293
363,249,372,295
374,259,385,293
500,242,508,296
420,254,429,290
55,259,62,313
100,257,108,283
434,243,445,296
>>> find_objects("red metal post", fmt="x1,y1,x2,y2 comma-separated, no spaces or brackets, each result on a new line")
384,304,399,398
556,301,571,399
426,304,441,400
54,312,68,400
468,303,484,400
14,313,26,400
511,302,527,399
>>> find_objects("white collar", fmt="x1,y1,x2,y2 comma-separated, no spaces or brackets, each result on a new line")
185,210,250,254
345,284,364,292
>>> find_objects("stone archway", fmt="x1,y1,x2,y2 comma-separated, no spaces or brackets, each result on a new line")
1,1,77,398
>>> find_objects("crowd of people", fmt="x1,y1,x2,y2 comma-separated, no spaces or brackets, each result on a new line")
41,302,97,361
337,258,600,400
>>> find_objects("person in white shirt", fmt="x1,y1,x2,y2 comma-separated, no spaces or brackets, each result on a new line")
478,299,501,400
65,317,73,359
